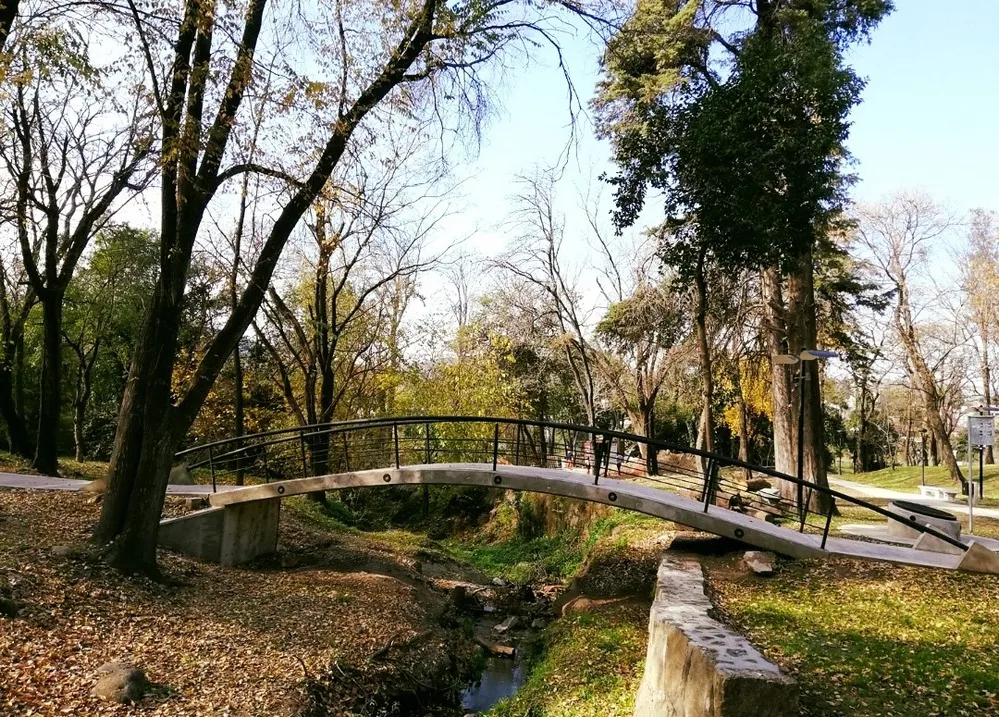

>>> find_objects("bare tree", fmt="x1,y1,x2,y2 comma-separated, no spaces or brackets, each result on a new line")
959,209,999,463
592,229,689,473
0,37,154,474
495,171,599,425
256,146,449,475
856,192,965,484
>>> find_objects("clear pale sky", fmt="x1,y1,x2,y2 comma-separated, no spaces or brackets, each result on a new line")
445,0,999,262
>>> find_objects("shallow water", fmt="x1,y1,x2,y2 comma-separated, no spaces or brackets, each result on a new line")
461,656,525,712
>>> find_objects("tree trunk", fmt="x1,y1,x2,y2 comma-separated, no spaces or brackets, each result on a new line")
693,251,714,474
0,365,32,458
34,293,62,475
786,249,831,513
94,281,185,570
73,398,86,462
733,362,751,481
983,350,994,464
635,401,657,475
232,348,245,484
762,268,795,477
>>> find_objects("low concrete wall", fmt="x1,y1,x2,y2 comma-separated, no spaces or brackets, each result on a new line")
158,499,280,566
634,557,797,717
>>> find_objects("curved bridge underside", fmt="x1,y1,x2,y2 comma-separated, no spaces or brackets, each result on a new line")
158,462,999,574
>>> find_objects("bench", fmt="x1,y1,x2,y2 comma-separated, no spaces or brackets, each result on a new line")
918,485,958,502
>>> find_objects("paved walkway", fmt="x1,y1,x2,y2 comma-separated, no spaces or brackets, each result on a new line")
0,472,241,496
829,477,999,520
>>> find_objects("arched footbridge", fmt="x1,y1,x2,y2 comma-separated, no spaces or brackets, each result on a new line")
159,416,999,573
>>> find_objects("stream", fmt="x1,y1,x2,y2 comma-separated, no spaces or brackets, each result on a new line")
431,578,544,715
461,656,526,712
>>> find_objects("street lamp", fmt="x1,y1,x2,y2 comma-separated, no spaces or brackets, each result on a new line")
773,349,839,521
919,427,927,486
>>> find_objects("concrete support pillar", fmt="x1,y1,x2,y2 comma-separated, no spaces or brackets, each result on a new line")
158,498,280,566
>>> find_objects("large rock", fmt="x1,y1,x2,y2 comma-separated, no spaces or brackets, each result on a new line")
0,597,19,618
743,551,776,576
82,478,106,494
169,463,194,485
493,615,519,633
92,661,150,704
634,557,797,717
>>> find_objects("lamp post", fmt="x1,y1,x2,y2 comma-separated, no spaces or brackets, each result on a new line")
774,349,839,522
919,427,927,486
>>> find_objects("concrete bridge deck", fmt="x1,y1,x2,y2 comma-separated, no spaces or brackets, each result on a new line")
155,462,999,573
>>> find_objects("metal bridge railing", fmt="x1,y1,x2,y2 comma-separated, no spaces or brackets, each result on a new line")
175,415,971,554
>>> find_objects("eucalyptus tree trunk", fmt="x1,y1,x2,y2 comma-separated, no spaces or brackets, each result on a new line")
693,250,714,473
34,291,63,475
763,256,832,515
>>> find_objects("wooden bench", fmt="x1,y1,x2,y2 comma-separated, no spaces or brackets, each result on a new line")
918,485,958,502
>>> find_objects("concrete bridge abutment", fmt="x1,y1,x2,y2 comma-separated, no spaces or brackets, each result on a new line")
158,498,280,566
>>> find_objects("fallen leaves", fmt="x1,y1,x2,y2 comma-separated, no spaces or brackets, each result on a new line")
0,488,470,716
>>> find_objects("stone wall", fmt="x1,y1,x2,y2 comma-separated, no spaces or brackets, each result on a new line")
634,557,798,717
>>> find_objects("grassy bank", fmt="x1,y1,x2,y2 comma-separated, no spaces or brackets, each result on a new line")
845,464,999,494
487,601,649,717
707,555,999,717
439,511,663,585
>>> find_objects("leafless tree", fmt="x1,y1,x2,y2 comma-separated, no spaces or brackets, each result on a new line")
959,209,999,463
0,36,154,474
494,170,599,425
856,192,965,484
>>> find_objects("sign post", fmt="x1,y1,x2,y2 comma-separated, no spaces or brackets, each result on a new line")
968,413,995,505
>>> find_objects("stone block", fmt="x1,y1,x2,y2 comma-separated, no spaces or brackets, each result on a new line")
158,499,281,566
743,551,776,576
219,499,280,566
634,558,797,717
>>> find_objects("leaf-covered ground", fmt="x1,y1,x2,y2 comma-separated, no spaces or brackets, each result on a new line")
706,555,999,717
0,489,476,716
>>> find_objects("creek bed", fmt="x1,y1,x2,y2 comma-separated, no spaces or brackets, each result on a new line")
461,655,526,712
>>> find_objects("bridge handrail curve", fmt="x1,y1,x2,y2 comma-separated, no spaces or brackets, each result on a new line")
175,415,971,553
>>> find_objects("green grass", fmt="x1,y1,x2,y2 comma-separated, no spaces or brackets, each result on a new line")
709,558,999,717
440,511,661,585
846,464,999,493
486,601,648,717
0,449,109,481
283,496,434,552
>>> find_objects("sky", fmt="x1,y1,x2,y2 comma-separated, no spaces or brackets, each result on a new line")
442,0,999,268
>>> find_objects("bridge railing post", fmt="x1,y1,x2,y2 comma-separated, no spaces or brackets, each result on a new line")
208,445,216,493
393,423,400,469
299,431,309,478
342,431,350,472
425,422,431,465
702,458,717,513
514,425,521,466
799,485,815,533
262,444,269,483
592,433,602,485
492,423,499,471
820,505,834,550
